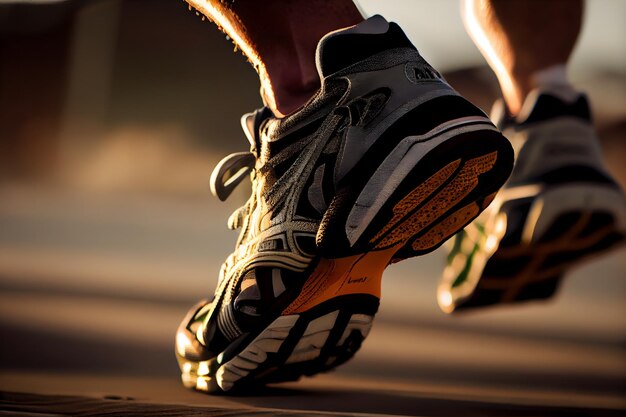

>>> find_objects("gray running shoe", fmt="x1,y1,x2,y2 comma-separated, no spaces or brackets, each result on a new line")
176,15,513,393
439,88,626,313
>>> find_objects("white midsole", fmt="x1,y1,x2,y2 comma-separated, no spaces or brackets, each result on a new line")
213,311,373,391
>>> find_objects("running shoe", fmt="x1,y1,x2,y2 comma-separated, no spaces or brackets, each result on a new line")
439,88,626,313
176,14,514,393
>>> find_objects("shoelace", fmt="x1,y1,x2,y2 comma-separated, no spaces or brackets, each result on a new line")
210,151,256,202
210,151,257,230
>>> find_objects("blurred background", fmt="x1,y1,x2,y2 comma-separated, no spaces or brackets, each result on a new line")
0,0,625,414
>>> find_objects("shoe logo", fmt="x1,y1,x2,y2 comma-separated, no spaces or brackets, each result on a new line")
347,276,368,285
405,62,442,84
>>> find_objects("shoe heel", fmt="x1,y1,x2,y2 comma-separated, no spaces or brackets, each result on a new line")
318,126,514,259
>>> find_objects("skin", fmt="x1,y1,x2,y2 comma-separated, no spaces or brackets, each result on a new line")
190,0,583,117
185,0,362,117
462,0,583,115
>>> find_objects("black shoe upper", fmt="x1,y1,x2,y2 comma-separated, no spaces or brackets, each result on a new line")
195,15,479,357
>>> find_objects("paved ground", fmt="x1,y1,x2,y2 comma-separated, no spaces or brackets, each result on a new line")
0,183,624,416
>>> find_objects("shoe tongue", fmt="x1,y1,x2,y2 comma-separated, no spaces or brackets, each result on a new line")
315,15,393,78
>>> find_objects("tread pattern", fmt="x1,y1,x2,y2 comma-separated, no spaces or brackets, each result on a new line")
179,303,376,393
441,186,626,312
374,152,497,249
475,210,625,306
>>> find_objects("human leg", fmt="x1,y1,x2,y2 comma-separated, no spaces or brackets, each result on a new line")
439,0,626,313
185,0,363,116
462,0,582,115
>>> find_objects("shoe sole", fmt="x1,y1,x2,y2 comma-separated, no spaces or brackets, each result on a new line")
439,183,626,312
178,121,514,393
